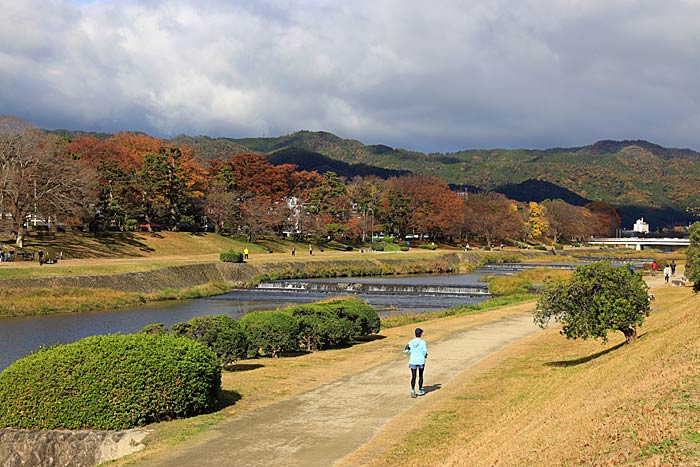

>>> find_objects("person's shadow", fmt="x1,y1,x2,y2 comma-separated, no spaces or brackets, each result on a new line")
421,384,442,394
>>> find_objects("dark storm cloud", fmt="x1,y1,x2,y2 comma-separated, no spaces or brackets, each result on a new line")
1,0,699,152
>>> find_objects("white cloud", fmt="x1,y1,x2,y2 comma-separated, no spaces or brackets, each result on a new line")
1,0,699,152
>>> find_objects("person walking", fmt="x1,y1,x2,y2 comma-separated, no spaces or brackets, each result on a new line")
243,248,249,260
37,249,44,266
309,244,313,256
291,247,296,257
651,260,658,276
404,327,428,398
663,264,671,284
670,260,676,276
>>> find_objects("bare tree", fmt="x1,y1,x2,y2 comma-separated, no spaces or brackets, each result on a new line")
0,116,93,247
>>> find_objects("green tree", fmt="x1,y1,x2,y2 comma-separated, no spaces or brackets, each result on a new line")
686,222,700,292
534,261,650,344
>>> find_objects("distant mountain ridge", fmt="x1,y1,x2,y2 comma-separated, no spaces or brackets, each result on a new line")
49,128,700,228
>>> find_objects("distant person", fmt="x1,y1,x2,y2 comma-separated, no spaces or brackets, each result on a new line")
403,328,428,398
243,248,249,260
309,244,313,256
663,264,671,284
291,247,296,257
38,249,44,266
464,243,470,251
670,260,676,276
651,260,658,276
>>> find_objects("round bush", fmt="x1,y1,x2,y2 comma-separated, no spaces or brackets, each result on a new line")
240,310,299,358
0,334,221,430
172,315,249,367
371,243,384,251
290,306,353,351
323,298,381,336
220,250,244,263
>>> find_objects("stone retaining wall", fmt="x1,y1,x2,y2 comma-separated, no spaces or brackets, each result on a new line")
0,428,148,467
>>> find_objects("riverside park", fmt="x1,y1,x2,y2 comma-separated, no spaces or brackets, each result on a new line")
0,230,698,467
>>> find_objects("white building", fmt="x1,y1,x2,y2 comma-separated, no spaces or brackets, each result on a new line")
633,218,649,233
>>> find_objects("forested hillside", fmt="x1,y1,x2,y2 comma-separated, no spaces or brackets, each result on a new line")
48,127,700,228
221,133,700,228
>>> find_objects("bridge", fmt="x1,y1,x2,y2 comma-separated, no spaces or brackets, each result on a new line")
588,237,689,250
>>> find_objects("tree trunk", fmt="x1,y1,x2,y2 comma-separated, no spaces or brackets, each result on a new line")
619,327,637,344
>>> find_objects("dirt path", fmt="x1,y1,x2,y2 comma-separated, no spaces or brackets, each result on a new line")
127,313,540,467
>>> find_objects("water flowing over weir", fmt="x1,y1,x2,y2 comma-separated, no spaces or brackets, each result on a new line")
255,280,490,297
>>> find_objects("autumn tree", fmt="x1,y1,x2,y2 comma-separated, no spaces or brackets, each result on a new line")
585,201,622,237
0,117,93,246
137,147,206,229
384,175,463,240
542,199,594,244
526,202,549,243
463,193,523,247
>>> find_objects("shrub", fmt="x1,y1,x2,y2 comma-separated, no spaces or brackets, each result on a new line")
140,323,167,334
419,243,438,250
324,298,381,337
220,250,244,263
371,243,384,251
290,306,352,351
240,310,299,358
0,334,221,430
400,246,409,251
534,245,548,251
553,243,564,250
172,315,249,367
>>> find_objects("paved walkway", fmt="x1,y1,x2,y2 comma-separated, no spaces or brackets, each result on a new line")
133,314,541,467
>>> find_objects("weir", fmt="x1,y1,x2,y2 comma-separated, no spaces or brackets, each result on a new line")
255,280,490,296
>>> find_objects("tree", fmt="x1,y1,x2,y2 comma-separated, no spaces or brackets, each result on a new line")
526,201,549,242
534,261,650,344
542,199,594,244
0,117,93,246
686,222,700,292
585,201,622,237
463,193,523,247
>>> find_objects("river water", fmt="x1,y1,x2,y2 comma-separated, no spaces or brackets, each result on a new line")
0,270,504,371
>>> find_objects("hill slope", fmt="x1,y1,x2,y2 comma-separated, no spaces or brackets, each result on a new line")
226,133,700,227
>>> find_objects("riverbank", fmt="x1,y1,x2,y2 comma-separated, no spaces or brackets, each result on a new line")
0,251,482,317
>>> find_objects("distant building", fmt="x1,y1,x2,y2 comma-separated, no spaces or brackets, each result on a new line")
633,218,649,233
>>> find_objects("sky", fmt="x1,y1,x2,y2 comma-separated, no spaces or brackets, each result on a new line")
1,0,700,153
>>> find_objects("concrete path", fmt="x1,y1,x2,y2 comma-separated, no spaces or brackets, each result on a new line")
135,313,540,467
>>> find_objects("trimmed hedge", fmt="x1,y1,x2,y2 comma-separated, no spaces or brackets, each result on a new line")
371,243,384,251
0,334,221,430
220,250,244,263
287,298,380,351
172,315,249,367
291,306,353,351
240,310,299,358
322,298,381,336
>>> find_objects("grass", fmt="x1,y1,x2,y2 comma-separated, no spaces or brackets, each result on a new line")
339,283,700,467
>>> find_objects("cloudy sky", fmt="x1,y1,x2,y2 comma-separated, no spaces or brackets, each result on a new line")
1,0,699,152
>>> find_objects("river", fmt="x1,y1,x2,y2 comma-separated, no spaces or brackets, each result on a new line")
0,270,504,371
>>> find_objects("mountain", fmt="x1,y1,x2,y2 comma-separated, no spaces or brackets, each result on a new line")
49,127,700,228
225,133,700,228
266,147,407,179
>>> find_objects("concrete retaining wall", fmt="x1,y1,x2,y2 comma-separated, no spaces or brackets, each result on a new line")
0,253,471,294
0,428,148,467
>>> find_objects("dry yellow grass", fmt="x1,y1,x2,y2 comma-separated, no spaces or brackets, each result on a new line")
338,284,700,467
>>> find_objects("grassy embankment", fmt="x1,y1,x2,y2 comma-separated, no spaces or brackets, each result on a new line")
338,281,700,467
0,231,462,317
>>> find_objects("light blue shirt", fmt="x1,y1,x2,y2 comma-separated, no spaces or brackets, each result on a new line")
405,337,428,366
